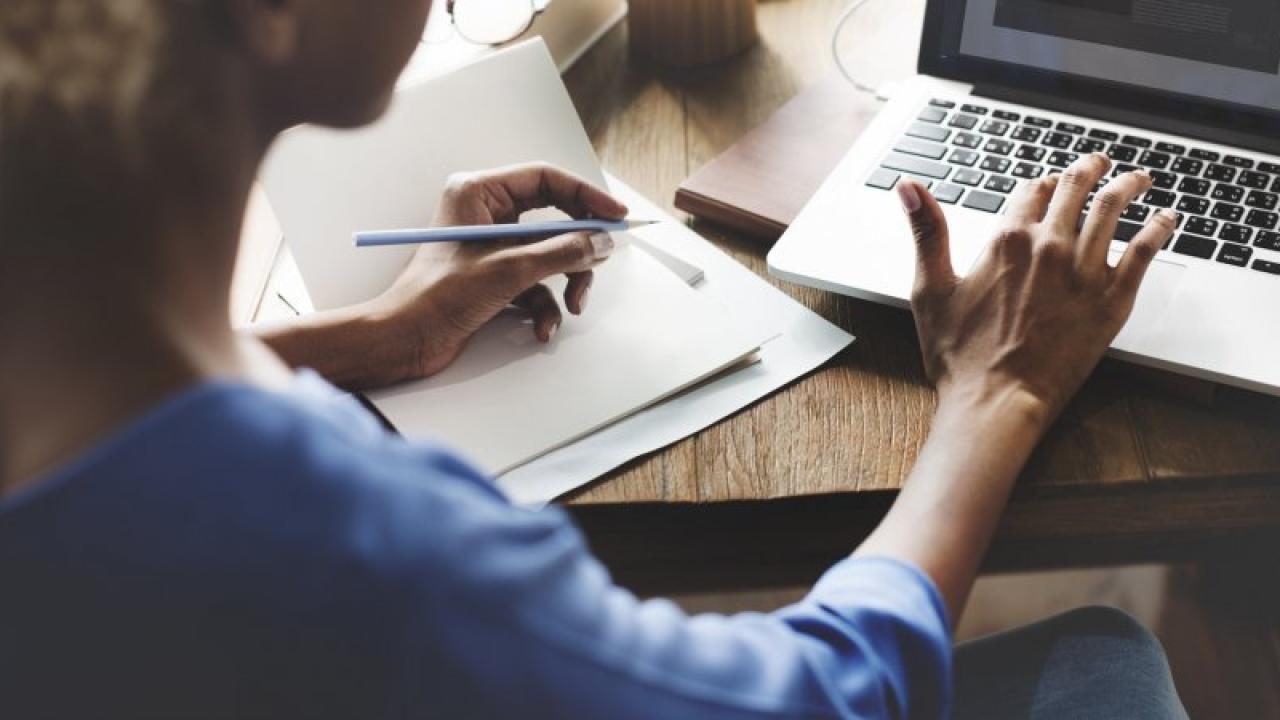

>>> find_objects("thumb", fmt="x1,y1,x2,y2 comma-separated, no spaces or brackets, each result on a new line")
495,231,615,289
897,180,956,294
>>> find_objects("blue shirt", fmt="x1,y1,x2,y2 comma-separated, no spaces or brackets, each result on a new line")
0,373,951,719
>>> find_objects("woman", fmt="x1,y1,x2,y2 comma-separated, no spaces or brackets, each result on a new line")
0,1,1187,718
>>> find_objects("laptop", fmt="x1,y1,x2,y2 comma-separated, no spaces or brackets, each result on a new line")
769,0,1280,396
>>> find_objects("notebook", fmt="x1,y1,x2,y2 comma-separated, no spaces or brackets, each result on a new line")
260,40,767,475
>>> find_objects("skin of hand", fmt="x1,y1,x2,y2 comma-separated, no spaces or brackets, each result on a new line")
855,153,1177,623
258,163,628,389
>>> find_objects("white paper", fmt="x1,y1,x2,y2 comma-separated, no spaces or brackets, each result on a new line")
496,175,856,506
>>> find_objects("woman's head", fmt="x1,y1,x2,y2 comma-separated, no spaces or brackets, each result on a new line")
0,0,432,156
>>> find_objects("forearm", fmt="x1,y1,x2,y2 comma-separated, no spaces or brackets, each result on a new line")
254,303,411,391
855,383,1052,623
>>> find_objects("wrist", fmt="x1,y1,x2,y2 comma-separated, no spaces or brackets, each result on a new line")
935,377,1056,437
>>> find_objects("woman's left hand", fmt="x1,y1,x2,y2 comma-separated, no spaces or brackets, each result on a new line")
257,163,628,389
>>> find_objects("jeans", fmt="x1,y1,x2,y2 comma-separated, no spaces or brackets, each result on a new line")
953,606,1189,720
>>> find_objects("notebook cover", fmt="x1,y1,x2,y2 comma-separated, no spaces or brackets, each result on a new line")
675,75,883,241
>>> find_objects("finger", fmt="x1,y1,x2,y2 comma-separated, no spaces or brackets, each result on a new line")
896,180,956,294
463,163,629,221
1113,208,1178,301
494,231,614,289
512,284,563,342
1045,152,1111,232
564,271,594,315
1002,174,1059,227
1078,169,1153,269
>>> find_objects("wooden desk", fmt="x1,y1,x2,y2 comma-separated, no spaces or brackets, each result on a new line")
558,0,1280,595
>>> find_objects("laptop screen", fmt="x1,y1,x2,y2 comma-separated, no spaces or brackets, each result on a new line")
943,0,1280,115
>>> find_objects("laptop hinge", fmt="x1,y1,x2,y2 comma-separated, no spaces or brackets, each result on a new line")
973,84,1280,158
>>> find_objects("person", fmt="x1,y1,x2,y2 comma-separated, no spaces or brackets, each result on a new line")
0,1,1188,718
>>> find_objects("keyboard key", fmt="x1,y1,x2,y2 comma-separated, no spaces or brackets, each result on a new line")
1212,184,1245,203
1246,209,1279,230
906,122,951,143
1246,190,1278,210
1047,151,1079,168
953,168,984,186
929,98,956,109
1255,230,1280,251
933,183,964,204
1143,189,1176,208
1089,129,1120,141
866,168,900,190
993,109,1020,121
1185,217,1218,235
1024,116,1052,128
895,137,948,160
1056,122,1086,134
919,107,947,124
980,156,1011,173
882,152,951,180
1107,145,1138,162
984,139,1015,155
1219,223,1253,244
953,132,982,149
1011,126,1042,142
1173,234,1218,259
1074,138,1106,154
1178,177,1210,196
1272,176,1280,193
1042,132,1074,149
1211,202,1245,222
1112,163,1139,177
1177,196,1210,216
1012,163,1043,179
1205,164,1238,182
1138,151,1171,170
949,114,979,129
1218,243,1253,267
984,175,1017,194
1148,171,1176,190
1121,204,1151,222
1190,148,1220,162
961,103,989,115
1253,259,1280,274
963,190,1005,213
1122,135,1152,148
1259,162,1280,174
980,120,1011,136
1223,154,1254,169
1238,170,1270,189
1155,142,1185,155
1112,219,1144,242
1015,145,1047,162
1171,157,1204,175
949,149,980,166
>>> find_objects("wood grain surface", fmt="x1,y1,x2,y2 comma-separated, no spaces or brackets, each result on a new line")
558,0,1280,589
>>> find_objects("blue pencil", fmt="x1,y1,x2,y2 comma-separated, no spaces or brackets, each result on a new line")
354,219,660,248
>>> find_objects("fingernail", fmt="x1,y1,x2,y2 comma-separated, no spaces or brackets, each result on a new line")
548,321,559,341
896,182,921,213
590,232,614,260
1159,208,1179,222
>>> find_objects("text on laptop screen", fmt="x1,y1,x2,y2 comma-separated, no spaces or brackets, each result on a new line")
957,0,1280,113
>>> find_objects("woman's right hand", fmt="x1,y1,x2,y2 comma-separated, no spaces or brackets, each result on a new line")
898,152,1178,425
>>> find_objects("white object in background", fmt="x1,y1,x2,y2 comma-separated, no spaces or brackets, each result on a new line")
497,174,855,507
259,39,764,476
229,187,283,326
400,0,626,85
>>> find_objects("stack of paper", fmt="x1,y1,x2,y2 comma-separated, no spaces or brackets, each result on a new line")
261,41,771,476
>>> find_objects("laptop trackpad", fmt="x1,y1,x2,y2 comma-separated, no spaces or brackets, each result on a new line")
1111,252,1187,350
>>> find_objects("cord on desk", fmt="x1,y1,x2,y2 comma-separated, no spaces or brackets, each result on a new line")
832,0,895,101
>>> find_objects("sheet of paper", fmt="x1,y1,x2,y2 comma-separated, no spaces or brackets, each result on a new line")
496,175,856,506
259,39,766,477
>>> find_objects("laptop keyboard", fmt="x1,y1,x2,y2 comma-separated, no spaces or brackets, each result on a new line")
867,97,1280,277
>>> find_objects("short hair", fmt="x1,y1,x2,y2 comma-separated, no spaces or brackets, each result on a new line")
0,0,161,131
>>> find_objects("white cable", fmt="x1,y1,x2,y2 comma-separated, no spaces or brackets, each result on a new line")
832,0,885,99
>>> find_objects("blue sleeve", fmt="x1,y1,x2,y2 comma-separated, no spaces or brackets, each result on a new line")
374,450,953,720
